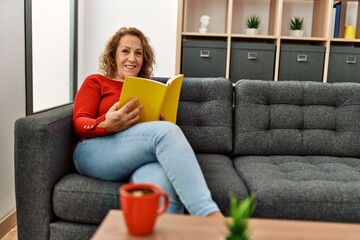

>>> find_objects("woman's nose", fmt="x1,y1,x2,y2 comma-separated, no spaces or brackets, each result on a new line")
128,52,135,61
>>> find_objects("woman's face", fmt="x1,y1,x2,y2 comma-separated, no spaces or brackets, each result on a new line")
115,34,144,80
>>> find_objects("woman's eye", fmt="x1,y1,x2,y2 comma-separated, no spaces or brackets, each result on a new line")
135,51,143,57
122,49,129,54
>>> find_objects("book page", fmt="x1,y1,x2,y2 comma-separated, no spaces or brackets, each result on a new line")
161,74,184,123
118,76,167,122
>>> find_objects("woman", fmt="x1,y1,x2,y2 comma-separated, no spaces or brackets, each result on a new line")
72,27,223,218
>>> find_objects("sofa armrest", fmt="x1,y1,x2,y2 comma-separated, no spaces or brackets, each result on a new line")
15,104,76,240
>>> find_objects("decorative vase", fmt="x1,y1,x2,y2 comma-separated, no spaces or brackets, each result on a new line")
245,28,259,35
290,30,304,37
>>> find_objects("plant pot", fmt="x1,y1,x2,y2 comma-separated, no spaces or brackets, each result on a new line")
245,28,259,35
290,30,304,37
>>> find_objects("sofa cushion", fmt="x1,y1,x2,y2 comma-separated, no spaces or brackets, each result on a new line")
233,80,360,157
50,221,97,240
53,173,122,224
233,155,360,222
196,154,249,214
177,77,233,153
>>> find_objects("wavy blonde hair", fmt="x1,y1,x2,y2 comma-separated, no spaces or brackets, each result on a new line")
99,27,155,79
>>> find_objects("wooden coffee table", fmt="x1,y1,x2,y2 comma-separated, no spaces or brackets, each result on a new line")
91,210,360,240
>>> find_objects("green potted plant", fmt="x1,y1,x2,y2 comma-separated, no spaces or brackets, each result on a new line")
226,194,256,240
245,15,261,35
289,16,304,37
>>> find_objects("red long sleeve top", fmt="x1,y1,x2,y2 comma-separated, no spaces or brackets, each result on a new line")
73,74,123,139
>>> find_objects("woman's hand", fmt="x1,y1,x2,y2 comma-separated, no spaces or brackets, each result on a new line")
159,114,166,121
98,98,141,133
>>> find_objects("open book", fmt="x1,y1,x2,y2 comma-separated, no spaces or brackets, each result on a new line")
118,74,184,123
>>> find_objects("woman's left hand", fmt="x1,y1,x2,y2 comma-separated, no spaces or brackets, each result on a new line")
159,114,166,121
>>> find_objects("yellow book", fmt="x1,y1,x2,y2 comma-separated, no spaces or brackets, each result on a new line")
118,74,184,123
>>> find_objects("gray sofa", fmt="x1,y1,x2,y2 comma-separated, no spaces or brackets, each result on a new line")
15,78,360,240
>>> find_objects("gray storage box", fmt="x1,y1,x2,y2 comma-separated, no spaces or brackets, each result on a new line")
328,46,360,83
279,44,325,82
181,40,227,77
230,42,275,83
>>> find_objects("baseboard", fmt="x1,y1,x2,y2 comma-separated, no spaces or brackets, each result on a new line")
0,210,17,239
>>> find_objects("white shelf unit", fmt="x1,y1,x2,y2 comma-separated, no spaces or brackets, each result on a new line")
176,0,360,82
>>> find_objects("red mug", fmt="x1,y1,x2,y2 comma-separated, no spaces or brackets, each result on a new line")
120,183,169,236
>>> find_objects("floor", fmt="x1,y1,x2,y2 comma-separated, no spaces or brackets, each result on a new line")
1,226,17,240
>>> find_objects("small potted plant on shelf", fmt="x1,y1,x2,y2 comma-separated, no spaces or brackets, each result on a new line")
289,16,304,37
245,15,261,35
226,194,256,240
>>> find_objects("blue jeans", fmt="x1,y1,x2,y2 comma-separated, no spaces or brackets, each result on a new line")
73,121,219,216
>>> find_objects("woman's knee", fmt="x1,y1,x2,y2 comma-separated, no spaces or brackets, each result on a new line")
154,121,185,141
151,121,181,134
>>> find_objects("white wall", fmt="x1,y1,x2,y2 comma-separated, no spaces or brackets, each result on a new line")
0,0,26,221
77,0,179,86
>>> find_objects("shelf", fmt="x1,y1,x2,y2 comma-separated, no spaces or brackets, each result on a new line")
330,38,360,48
182,32,228,38
231,34,278,40
331,37,360,42
177,0,360,82
280,36,328,42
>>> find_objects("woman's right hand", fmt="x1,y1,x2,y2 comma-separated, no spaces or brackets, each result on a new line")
98,98,141,133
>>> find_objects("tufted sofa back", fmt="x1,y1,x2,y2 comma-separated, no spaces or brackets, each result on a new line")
153,77,233,153
233,80,360,157
177,77,234,153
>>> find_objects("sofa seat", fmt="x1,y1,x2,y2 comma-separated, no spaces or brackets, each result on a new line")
234,155,360,222
53,173,122,224
196,154,249,214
